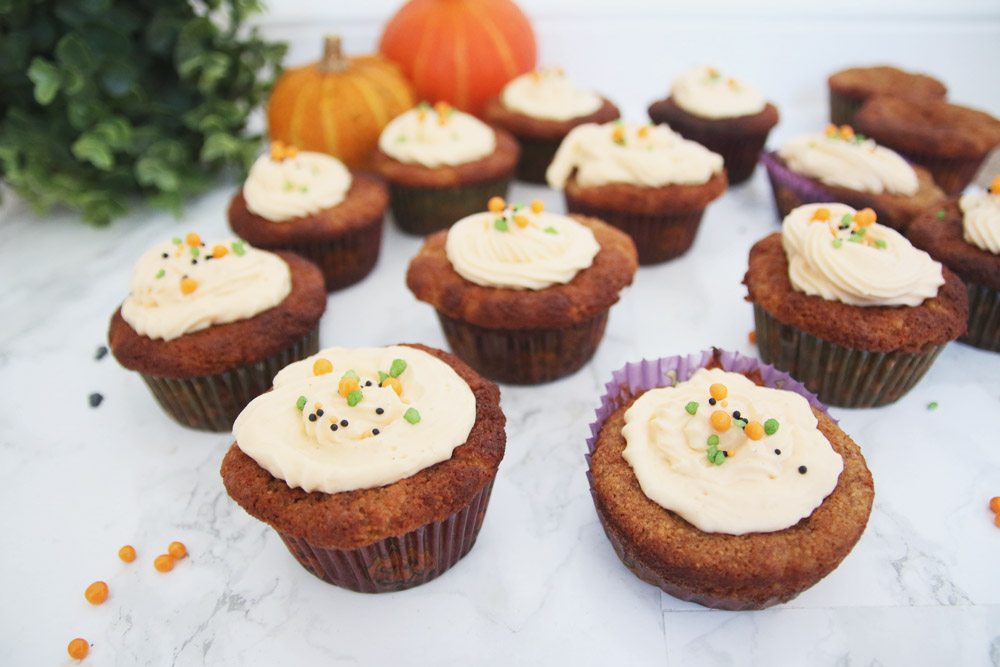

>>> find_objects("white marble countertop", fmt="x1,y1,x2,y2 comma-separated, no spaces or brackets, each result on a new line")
2,13,1000,667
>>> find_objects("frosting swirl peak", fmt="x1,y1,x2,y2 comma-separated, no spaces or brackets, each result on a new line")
671,65,767,119
501,66,603,121
960,184,1000,254
378,102,496,168
242,145,352,222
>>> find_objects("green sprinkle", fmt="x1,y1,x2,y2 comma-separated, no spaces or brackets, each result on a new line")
171,237,182,245
832,238,843,249
707,444,718,461
342,370,359,380
707,434,719,446
764,418,779,435
848,233,863,243
347,390,363,407
875,239,887,249
155,269,165,279
841,214,852,225
389,359,407,378
417,101,431,110
544,226,558,234
856,227,867,237
854,133,867,144
231,240,246,256
713,450,727,465
936,208,946,220
378,370,389,383
494,218,509,232
395,135,407,143
685,401,699,415
295,395,307,411
927,401,939,411
300,186,308,193
404,407,421,424
513,204,525,211
283,180,294,191
612,118,623,125
190,246,200,257
733,418,747,429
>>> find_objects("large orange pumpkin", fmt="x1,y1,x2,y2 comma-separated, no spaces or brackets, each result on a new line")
378,0,537,116
267,35,415,169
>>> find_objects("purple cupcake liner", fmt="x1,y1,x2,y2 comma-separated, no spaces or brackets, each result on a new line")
760,150,836,221
388,177,513,236
276,479,495,593
961,282,1000,352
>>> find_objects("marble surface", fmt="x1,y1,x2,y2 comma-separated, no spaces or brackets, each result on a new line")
2,15,1000,667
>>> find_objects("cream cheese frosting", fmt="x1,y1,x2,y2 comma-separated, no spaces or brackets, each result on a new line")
622,368,843,535
782,203,944,307
546,121,724,189
121,235,291,341
960,187,1000,254
243,146,352,222
378,102,496,168
233,346,477,494
500,66,603,121
445,199,600,290
778,127,919,196
671,65,767,119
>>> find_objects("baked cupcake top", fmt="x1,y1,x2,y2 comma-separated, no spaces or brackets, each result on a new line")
500,66,602,121
546,121,724,189
777,124,918,196
444,196,600,290
670,65,767,120
783,203,944,307
233,346,477,494
622,367,843,535
242,142,352,222
120,233,291,341
377,101,496,168
959,177,1000,254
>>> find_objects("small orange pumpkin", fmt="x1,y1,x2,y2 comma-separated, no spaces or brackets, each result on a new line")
267,35,416,169
379,0,537,115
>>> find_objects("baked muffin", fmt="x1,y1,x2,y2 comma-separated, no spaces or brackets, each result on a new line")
854,97,1000,195
647,65,779,184
546,121,727,264
744,203,968,408
906,177,1000,351
109,234,326,431
221,343,505,593
371,102,519,235
407,197,637,384
587,349,874,610
827,65,946,127
481,66,620,184
228,143,388,292
761,124,945,231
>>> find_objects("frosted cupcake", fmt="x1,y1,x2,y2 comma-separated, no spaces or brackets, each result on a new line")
481,67,620,184
372,102,519,235
647,65,779,184
546,121,727,264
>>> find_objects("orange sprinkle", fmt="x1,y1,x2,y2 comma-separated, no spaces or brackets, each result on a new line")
710,410,732,432
167,541,187,559
637,125,649,138
312,358,332,376
314,402,323,411
839,125,855,141
185,232,201,247
67,638,89,660
284,145,298,158
825,123,838,137
381,376,402,396
338,376,360,397
611,126,625,143
854,207,877,226
153,554,174,572
270,141,285,160
811,207,831,222
212,245,228,259
726,77,738,88
990,496,1000,513
487,196,506,213
709,383,728,401
531,70,542,82
84,581,108,605
118,545,136,563
706,66,718,77
179,277,198,295
530,199,545,214
748,330,757,344
434,101,450,116
745,421,765,441
995,514,1000,528
513,214,530,228
417,109,427,122
991,175,1000,194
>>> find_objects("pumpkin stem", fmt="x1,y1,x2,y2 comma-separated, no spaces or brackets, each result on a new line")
319,34,350,73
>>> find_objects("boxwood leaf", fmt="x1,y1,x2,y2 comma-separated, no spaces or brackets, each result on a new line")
27,57,61,105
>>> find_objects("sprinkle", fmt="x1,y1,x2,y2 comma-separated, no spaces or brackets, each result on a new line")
88,392,103,408
637,125,649,138
365,381,372,387
990,497,1000,513
733,418,747,429
745,421,765,440
684,401,699,415
936,208,946,220
706,66,720,79
295,396,307,411
67,638,89,660
153,554,174,572
531,199,545,213
811,207,831,222
488,196,506,213
395,135,407,143
798,465,808,475
162,252,169,258
706,445,725,465
848,233,863,243
180,277,198,295
853,207,877,226
404,407,421,424
708,397,717,406
342,370,360,380
376,407,384,415
709,384,728,401
372,428,380,436
212,245,228,259
378,371,389,383
231,240,245,256
155,269,165,279
875,239,887,249
390,359,407,378
95,345,108,361
340,419,348,427
612,126,625,145
347,390,363,407
308,413,317,422
839,125,855,141
825,123,839,138
494,218,509,232
118,545,136,562
991,175,1000,194
316,409,324,417
190,246,200,258
707,434,719,446
927,401,939,410
85,581,109,605
710,410,732,432
339,376,360,397
313,358,332,376
748,330,757,344
774,449,781,455
168,542,187,559
764,418,779,435
544,226,558,234
185,232,201,247
832,238,843,248
330,423,338,431
732,410,741,419
283,180,294,191
514,214,530,228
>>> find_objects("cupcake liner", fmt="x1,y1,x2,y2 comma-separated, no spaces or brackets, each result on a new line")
752,304,945,408
882,147,986,196
436,311,609,385
961,282,1000,352
276,479,495,593
513,136,562,185
563,193,705,265
140,328,319,432
256,220,383,292
668,127,770,185
829,93,864,127
388,177,513,235
761,150,835,221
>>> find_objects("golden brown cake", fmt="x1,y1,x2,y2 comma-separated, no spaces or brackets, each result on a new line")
827,65,946,126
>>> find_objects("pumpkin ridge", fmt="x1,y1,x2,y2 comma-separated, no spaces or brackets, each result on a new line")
451,11,470,112
286,69,318,148
411,6,447,100
345,75,390,137
320,74,341,158
270,67,310,141
465,1,520,80
356,63,413,113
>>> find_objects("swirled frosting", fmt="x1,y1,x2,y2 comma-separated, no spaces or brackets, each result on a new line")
783,203,944,307
445,200,600,290
546,122,723,189
671,65,767,119
501,66,603,121
378,102,496,167
622,368,843,535
121,235,291,341
233,346,477,494
243,147,352,222
778,128,918,195
960,187,1000,254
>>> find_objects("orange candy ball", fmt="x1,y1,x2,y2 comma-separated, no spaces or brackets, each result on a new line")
67,638,89,660
745,421,765,441
212,245,229,259
185,232,201,247
991,175,1000,195
854,207,877,227
168,542,187,559
381,376,402,396
709,383,728,401
990,497,1000,514
118,545,136,563
153,554,174,572
488,196,506,213
338,376,360,397
513,215,530,228
530,199,545,214
313,358,333,376
179,278,198,295
710,410,732,432
812,207,831,222
84,581,108,605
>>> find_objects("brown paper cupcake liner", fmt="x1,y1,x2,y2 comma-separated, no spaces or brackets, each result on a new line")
829,93,865,128
276,479,495,593
436,311,609,385
254,221,383,292
752,304,945,408
884,147,986,196
668,127,770,185
388,177,513,235
140,328,319,432
961,282,1000,352
513,136,561,185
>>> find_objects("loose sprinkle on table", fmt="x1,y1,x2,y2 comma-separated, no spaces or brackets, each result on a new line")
989,497,1000,514
153,554,174,572
84,581,108,605
94,346,108,361
88,393,103,408
168,542,187,559
118,545,136,562
67,638,89,660
927,401,939,410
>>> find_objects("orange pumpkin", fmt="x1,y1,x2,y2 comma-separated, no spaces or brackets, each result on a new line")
267,35,415,169
378,0,537,115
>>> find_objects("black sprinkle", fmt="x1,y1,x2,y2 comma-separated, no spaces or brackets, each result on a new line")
375,407,384,415
774,449,781,455
191,259,198,265
88,392,103,408
722,450,729,457
316,409,324,417
340,419,348,427
798,465,808,474
365,380,373,386
839,224,850,230
205,254,213,260
708,398,717,406
308,413,317,422
161,252,169,258
732,410,741,420
372,428,380,436
94,345,108,361
330,424,338,431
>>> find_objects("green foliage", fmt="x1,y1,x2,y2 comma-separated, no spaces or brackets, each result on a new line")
0,0,286,224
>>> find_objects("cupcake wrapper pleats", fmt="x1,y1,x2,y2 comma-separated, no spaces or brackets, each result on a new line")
388,178,512,235
962,282,1000,352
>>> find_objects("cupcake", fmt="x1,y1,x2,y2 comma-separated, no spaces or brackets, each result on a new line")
406,197,637,384
546,121,727,264
827,65,946,127
480,66,620,184
228,142,389,292
854,97,1000,195
587,349,874,610
744,203,968,408
761,124,945,231
371,101,519,235
906,176,1000,351
108,234,326,431
221,343,505,593
647,65,779,184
